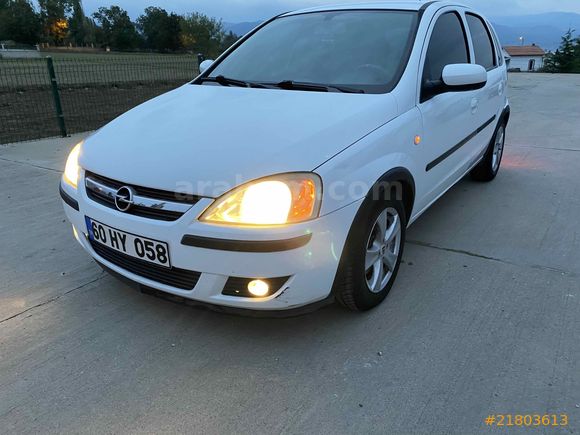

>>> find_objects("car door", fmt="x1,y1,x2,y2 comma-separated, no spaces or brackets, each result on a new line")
464,12,505,162
415,10,479,212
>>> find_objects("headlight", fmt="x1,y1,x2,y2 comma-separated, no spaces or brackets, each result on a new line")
200,173,322,225
63,142,82,188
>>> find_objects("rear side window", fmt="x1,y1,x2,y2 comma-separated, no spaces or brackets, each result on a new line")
489,26,504,66
422,12,469,100
466,14,496,70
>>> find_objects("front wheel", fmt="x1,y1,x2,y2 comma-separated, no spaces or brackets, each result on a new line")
471,123,506,182
333,198,406,311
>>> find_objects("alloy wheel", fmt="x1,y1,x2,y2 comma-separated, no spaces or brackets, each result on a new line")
491,125,505,172
365,207,402,293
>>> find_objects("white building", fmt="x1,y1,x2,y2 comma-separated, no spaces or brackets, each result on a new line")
503,44,545,71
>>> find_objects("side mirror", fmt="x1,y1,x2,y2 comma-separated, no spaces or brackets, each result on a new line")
442,63,487,90
199,59,214,74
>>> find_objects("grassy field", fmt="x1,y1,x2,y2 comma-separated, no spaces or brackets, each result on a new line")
45,50,196,60
0,51,200,143
0,51,199,87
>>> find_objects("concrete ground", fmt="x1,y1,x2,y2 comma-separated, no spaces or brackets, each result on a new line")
1,73,579,434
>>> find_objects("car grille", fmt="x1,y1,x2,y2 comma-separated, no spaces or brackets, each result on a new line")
91,240,201,290
85,171,200,222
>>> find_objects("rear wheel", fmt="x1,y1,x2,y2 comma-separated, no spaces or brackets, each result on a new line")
334,197,406,311
471,123,506,182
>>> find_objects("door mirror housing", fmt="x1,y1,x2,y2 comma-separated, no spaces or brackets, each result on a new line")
199,59,214,74
421,63,487,102
442,63,487,90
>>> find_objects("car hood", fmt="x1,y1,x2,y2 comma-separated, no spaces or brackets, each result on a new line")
80,84,398,197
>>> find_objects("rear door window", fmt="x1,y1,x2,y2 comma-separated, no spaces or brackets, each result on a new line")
489,27,504,66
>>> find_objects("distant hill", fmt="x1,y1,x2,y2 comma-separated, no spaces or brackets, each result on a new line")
490,13,580,51
224,13,580,52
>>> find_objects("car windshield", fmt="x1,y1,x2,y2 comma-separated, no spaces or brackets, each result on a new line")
204,10,419,94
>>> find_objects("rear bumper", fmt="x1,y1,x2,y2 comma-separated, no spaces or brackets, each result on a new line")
61,177,361,311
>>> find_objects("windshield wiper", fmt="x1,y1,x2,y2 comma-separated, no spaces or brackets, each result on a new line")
197,75,266,88
273,80,365,94
197,77,363,93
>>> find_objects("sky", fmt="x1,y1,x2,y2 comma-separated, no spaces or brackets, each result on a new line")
79,0,580,22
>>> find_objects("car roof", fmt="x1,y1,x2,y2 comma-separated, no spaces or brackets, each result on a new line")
283,1,466,16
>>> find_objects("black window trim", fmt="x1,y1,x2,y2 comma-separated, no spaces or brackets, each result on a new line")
465,12,498,72
420,10,471,103
193,8,426,95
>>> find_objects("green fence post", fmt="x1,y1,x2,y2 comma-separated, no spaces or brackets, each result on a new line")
197,53,205,71
46,56,67,137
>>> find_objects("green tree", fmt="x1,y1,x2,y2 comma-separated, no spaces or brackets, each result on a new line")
92,5,140,50
0,0,42,44
220,30,239,53
576,39,580,70
137,6,181,52
81,16,98,45
543,29,580,73
179,12,225,58
67,0,86,45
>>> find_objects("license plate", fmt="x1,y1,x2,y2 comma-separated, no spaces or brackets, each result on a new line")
85,217,171,268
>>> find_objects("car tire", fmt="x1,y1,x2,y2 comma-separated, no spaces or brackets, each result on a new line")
470,122,506,182
333,196,406,311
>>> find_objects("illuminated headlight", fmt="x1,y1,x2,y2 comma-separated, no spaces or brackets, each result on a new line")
63,142,82,188
199,173,322,225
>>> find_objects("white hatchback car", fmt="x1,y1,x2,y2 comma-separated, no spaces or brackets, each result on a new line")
61,1,509,313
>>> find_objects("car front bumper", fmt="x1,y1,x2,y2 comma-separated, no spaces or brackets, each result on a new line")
60,177,361,311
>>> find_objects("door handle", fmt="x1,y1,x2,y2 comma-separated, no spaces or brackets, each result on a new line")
470,98,479,113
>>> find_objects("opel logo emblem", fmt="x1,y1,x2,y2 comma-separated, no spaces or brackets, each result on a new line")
114,186,135,212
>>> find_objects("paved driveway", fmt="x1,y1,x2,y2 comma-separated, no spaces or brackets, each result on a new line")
1,73,579,434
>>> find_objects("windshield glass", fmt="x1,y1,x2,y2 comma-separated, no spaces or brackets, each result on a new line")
205,10,419,93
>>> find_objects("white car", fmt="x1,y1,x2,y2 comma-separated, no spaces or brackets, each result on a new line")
60,1,509,313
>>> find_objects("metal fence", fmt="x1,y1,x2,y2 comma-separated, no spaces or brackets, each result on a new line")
0,54,199,144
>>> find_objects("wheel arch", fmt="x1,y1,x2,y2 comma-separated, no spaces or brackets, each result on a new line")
371,167,416,222
500,105,510,126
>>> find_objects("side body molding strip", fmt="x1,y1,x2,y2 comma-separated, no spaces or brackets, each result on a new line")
426,115,496,172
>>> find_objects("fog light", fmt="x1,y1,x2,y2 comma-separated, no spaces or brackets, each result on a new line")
72,226,79,240
222,276,290,298
247,279,269,297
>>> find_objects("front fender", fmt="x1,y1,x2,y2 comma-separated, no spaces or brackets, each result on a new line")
315,107,422,218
